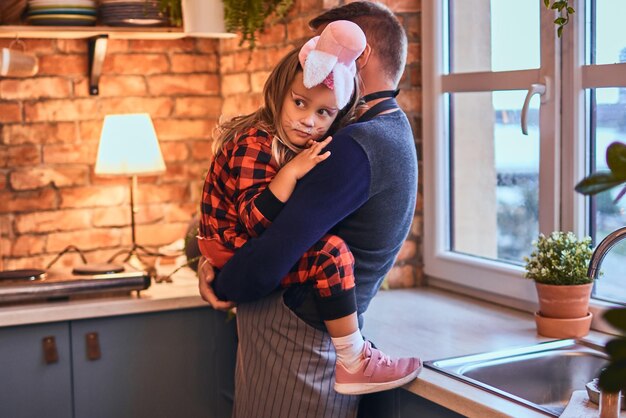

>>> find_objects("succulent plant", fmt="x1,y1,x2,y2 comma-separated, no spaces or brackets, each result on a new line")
524,231,593,285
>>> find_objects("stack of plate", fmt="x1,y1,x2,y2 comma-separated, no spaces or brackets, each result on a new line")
26,0,97,26
100,0,167,27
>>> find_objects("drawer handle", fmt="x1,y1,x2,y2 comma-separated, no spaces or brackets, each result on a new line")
86,332,101,361
42,336,59,364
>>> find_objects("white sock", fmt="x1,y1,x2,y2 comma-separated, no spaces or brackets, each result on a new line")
331,329,366,373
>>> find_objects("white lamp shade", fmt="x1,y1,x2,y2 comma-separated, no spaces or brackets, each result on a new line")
95,113,166,176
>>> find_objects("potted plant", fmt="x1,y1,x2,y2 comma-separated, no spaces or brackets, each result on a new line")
157,0,183,27
223,0,293,47
158,0,294,47
524,231,594,337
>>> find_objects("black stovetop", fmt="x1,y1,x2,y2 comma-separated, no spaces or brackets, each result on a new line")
0,264,151,304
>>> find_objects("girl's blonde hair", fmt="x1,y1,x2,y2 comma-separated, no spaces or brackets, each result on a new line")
212,46,360,167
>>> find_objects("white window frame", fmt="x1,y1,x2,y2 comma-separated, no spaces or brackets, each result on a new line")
423,0,626,330
562,2,626,322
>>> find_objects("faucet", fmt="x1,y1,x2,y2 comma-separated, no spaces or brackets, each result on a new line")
586,226,626,417
587,226,626,280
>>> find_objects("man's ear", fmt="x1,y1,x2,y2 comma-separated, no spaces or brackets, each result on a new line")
356,43,372,71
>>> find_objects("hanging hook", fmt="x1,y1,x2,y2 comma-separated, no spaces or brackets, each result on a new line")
9,35,26,52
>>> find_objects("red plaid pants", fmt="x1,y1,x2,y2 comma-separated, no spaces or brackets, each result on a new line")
199,233,355,298
283,233,355,298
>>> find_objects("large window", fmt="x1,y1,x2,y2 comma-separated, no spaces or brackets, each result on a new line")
423,1,626,307
583,0,626,303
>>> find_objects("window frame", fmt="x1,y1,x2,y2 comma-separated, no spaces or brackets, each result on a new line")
422,0,626,326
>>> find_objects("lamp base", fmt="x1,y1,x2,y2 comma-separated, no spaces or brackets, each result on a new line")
126,253,146,271
107,244,161,271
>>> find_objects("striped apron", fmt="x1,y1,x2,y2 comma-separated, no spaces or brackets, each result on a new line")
233,290,361,418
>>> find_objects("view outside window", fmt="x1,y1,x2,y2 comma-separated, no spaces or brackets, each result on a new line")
430,0,626,306
587,0,626,302
448,0,539,74
587,0,626,66
447,1,541,264
450,91,539,263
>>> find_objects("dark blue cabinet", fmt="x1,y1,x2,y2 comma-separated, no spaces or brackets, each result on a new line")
0,307,237,418
0,322,73,418
358,389,465,418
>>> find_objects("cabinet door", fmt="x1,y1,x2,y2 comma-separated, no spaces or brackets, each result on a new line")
357,389,465,418
71,307,237,418
0,322,72,418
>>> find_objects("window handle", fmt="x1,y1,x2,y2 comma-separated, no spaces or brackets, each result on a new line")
521,77,551,135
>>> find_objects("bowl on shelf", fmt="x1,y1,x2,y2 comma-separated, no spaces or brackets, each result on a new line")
99,0,168,27
25,0,97,26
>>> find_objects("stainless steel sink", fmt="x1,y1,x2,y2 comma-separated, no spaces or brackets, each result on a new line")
424,339,608,416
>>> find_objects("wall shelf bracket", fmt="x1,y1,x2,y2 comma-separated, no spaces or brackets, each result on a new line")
88,35,108,96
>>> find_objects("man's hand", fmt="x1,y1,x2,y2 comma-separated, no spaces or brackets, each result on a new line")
197,257,235,311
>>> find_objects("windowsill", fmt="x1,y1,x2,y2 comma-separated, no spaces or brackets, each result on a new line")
427,276,623,336
362,287,612,418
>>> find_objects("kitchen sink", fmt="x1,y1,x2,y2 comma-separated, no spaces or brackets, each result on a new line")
424,339,608,416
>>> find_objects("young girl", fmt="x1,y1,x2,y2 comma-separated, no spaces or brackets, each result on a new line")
198,21,421,395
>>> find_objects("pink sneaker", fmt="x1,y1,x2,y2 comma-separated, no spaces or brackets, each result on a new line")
334,341,422,395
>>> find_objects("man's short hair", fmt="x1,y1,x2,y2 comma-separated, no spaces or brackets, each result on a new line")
309,1,407,86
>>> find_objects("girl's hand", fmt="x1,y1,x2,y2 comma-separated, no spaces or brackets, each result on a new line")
285,136,333,180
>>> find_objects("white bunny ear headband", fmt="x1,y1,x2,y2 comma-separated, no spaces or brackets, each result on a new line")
298,20,366,109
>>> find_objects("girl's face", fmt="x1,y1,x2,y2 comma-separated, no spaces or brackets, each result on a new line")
280,71,339,147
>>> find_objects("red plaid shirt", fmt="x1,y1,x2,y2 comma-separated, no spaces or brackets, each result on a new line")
199,127,279,267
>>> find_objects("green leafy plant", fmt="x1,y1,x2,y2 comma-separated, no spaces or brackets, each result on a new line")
544,0,575,37
158,0,182,27
223,0,293,47
576,142,626,203
599,308,626,393
575,141,626,393
523,231,593,285
575,142,626,394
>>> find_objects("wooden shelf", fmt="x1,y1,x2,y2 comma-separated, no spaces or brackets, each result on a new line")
0,25,186,40
0,25,234,95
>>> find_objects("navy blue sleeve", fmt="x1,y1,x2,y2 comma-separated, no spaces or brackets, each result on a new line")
212,134,371,302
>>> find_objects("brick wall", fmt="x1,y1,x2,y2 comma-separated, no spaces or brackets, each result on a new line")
0,37,222,269
0,0,423,287
220,0,423,287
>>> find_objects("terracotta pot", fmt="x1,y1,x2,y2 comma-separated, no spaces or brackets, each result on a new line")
535,282,593,319
534,311,593,338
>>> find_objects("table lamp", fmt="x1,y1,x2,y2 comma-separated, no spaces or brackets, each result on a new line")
95,113,166,268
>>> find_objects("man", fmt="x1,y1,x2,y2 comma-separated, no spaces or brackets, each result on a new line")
199,3,418,417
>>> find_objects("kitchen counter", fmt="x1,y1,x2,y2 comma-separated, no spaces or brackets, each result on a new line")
363,288,611,418
0,271,611,418
0,268,206,328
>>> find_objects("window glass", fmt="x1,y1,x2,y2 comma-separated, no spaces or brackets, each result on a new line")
450,91,539,263
448,0,540,73
589,87,626,303
593,241,626,303
589,0,626,65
